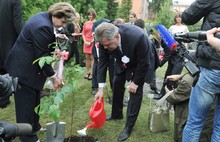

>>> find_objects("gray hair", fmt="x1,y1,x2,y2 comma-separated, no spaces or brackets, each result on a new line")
48,2,76,22
94,23,119,43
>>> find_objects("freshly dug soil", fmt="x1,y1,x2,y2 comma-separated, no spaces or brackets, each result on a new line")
64,136,98,142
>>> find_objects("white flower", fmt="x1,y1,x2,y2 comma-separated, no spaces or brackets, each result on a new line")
121,55,130,64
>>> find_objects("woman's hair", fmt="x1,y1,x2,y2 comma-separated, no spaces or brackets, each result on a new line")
87,8,96,18
48,2,76,22
174,13,182,24
94,23,118,43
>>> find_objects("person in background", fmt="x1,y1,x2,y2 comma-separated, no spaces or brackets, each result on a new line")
134,19,160,95
154,17,185,99
65,12,81,64
127,12,137,25
147,25,161,94
169,13,189,48
94,22,151,141
0,0,23,75
4,2,76,142
181,0,220,141
113,18,125,25
82,8,96,80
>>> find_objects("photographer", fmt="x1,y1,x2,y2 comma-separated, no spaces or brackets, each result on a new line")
181,0,220,141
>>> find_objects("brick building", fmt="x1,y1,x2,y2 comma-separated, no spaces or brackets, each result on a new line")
115,0,195,20
115,0,149,20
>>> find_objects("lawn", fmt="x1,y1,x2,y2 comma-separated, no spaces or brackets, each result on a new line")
0,63,176,142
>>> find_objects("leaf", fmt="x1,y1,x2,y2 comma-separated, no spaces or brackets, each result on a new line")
54,92,63,105
45,56,53,64
48,105,60,121
39,57,46,68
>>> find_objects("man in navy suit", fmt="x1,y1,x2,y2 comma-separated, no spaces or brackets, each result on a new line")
4,2,76,142
94,23,151,141
0,0,23,74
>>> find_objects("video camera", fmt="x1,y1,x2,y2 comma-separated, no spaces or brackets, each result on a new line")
0,121,32,142
156,24,200,77
0,74,19,108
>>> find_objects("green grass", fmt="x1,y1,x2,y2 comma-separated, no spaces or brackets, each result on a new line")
0,64,176,142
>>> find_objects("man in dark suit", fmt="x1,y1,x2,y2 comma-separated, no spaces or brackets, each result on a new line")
0,0,23,74
4,2,76,142
94,23,151,141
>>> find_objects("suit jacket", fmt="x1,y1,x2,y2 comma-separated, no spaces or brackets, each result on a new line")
97,24,151,86
4,12,56,90
0,0,23,69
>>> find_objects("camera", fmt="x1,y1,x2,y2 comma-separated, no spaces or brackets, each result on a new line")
0,74,19,108
156,25,200,77
0,121,32,142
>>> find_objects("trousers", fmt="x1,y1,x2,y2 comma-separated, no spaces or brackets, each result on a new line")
182,67,220,142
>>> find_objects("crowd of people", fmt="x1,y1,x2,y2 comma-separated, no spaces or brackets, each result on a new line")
1,0,220,142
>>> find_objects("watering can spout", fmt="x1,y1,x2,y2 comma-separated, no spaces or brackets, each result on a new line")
86,122,96,129
77,98,106,136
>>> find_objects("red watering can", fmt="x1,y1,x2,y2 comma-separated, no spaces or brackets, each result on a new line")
77,98,106,136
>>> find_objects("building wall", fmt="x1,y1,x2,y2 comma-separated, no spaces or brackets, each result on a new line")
116,0,149,20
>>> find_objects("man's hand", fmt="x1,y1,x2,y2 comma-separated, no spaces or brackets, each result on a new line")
95,88,104,103
207,27,220,51
166,74,182,81
127,82,138,94
53,76,62,88
164,85,171,94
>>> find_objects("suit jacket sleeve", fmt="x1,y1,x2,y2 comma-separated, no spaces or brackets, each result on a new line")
33,26,55,77
97,44,109,83
13,0,23,34
182,0,215,25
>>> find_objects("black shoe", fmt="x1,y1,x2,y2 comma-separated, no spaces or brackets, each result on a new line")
151,88,160,94
153,94,163,100
153,89,160,94
106,115,123,121
118,127,132,141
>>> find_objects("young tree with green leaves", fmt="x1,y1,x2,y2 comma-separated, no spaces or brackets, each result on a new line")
154,0,174,28
105,0,119,20
117,0,132,22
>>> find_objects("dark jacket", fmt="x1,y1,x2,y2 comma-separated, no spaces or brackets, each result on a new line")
97,24,151,86
0,0,23,70
4,12,55,90
182,0,220,70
